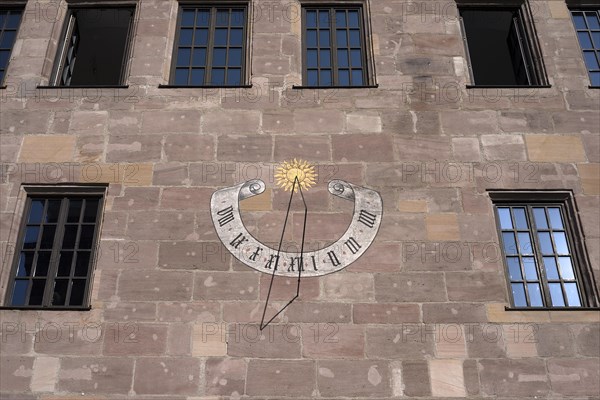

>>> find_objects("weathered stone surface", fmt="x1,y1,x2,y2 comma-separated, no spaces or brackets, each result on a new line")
141,111,201,133
547,358,600,396
58,357,134,394
284,302,351,323
402,360,431,397
246,360,315,396
164,134,214,162
481,134,527,161
194,272,259,300
0,356,33,393
573,324,600,357
303,324,364,358
353,303,420,324
479,359,549,397
366,326,435,359
192,322,226,356
375,272,446,302
332,134,394,162
445,271,505,301
228,324,301,358
205,358,246,397
118,270,193,301
216,135,272,162
158,241,229,270
103,323,167,356
430,359,466,397
525,135,587,162
133,358,200,395
318,360,391,397
19,136,75,163
423,303,488,323
425,213,460,240
535,325,576,357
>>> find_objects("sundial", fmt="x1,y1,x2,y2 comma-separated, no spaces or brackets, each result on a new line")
210,159,382,328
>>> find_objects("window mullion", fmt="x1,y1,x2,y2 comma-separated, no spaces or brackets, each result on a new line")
42,197,68,307
205,7,217,85
330,8,339,86
528,205,551,307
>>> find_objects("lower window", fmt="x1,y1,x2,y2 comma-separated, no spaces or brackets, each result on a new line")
5,187,105,309
490,192,598,308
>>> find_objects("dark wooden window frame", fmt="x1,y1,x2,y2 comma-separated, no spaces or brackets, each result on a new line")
300,2,376,88
168,1,251,87
50,4,137,87
0,5,24,85
3,186,107,310
489,191,599,309
458,0,550,88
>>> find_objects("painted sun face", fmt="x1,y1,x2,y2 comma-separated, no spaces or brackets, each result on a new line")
275,159,317,192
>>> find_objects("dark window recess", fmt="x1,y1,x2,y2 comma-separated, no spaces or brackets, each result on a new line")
302,7,369,87
0,9,23,84
52,8,134,86
491,193,599,309
7,193,103,309
171,6,248,86
459,4,548,86
571,9,600,87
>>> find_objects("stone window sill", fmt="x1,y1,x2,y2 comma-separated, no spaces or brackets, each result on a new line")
466,85,552,89
158,84,252,89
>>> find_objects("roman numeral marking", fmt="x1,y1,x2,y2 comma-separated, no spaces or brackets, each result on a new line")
327,251,341,267
249,247,262,262
229,233,248,249
358,209,377,229
288,256,304,272
311,255,318,271
344,237,362,254
217,205,234,227
264,254,279,270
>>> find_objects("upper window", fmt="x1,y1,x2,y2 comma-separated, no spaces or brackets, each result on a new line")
491,192,598,309
170,5,248,86
0,8,23,84
459,2,548,86
51,7,135,86
302,6,371,87
6,188,105,309
570,9,600,87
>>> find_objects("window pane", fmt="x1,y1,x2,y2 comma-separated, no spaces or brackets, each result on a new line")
307,30,317,46
338,49,349,67
507,257,522,280
62,225,78,249
40,225,56,249
197,10,210,26
28,200,44,224
69,279,86,306
351,49,362,67
532,207,548,229
11,280,28,306
193,48,206,66
572,13,586,29
351,70,363,85
319,29,330,47
543,257,559,280
175,68,189,85
307,70,318,86
584,51,599,69
177,48,191,66
0,31,16,49
517,232,533,254
34,252,51,277
79,225,95,249
211,68,225,85
320,49,331,67
231,10,245,26
229,28,243,46
586,13,600,29
348,10,359,27
522,257,538,280
46,200,61,223
67,199,82,222
549,283,565,306
591,72,600,87
592,32,600,48
58,251,73,276
319,10,330,27
336,11,347,27
23,227,40,249
181,10,195,26
179,29,193,45
29,280,45,305
502,232,517,254
212,48,227,66
190,68,204,85
336,30,347,46
564,283,581,307
349,30,360,46
498,208,513,229
17,252,34,277
511,283,527,307
228,48,242,66
75,252,91,276
52,279,68,306
306,11,317,28
216,9,229,26
227,69,241,85
320,69,332,86
547,208,564,229
558,256,575,280
527,283,543,307
553,232,569,255
6,12,21,29
214,29,228,46
512,208,528,229
338,69,350,85
0,50,9,68
538,232,553,254
307,49,318,68
195,29,208,46
578,32,593,49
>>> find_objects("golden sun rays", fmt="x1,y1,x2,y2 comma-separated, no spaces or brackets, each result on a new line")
275,159,317,192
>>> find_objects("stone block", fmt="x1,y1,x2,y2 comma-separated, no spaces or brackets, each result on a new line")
118,270,193,301
402,360,431,397
283,302,351,323
246,360,315,397
106,135,162,162
228,324,301,358
481,134,527,161
430,359,466,397
127,211,195,240
31,357,59,392
353,303,420,324
158,241,229,271
103,324,167,356
216,135,272,162
192,322,226,357
58,357,134,394
366,326,435,359
548,358,600,397
441,110,498,135
113,187,160,211
466,324,506,358
535,325,575,357
103,302,157,322
525,135,587,162
133,358,200,395
426,213,460,241
164,134,214,162
346,111,382,133
203,110,261,134
375,272,446,302
445,271,506,302
157,302,219,323
293,109,344,133
303,324,364,358
573,324,600,357
479,359,548,397
318,360,391,398
273,135,331,161
19,136,75,163
332,134,394,162
423,303,487,323
435,324,467,358
194,272,259,301
323,273,374,302
503,324,538,358
0,356,33,393
452,137,481,161
578,163,600,195
205,358,246,397
141,111,201,133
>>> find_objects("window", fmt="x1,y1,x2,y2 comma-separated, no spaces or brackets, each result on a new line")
6,188,105,309
570,9,600,87
0,8,23,84
302,6,372,87
491,192,598,309
459,2,548,86
52,7,135,86
170,5,248,86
